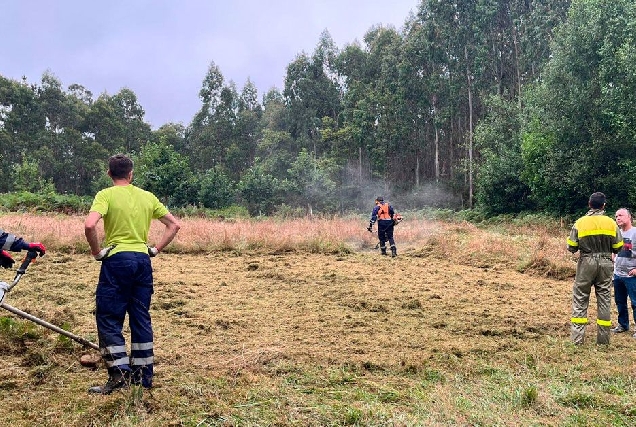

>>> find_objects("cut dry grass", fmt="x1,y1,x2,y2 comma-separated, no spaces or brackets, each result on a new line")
0,212,630,426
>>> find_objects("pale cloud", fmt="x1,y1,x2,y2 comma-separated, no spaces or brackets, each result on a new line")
1,0,417,128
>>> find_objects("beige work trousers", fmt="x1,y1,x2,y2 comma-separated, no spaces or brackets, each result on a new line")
571,254,613,345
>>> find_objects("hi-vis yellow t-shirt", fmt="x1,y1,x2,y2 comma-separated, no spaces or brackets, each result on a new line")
89,184,169,256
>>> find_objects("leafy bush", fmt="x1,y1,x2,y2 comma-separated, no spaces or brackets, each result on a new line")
172,204,250,219
237,166,285,216
273,204,307,219
197,167,235,209
0,192,92,214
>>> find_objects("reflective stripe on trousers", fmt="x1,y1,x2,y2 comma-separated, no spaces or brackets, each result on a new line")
571,255,613,345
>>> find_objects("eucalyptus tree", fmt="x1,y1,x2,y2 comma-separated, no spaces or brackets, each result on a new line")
261,88,287,132
236,164,284,216
38,71,68,132
254,129,296,181
67,83,93,105
400,0,476,203
212,82,240,170
356,25,406,186
151,123,186,153
470,0,570,213
0,75,44,169
401,11,445,186
518,0,571,84
85,88,150,156
0,73,106,195
333,41,376,181
35,72,77,192
334,35,408,206
197,166,235,209
283,30,342,153
110,88,151,153
0,78,15,191
395,0,571,208
192,61,225,127
35,73,106,195
0,77,37,193
227,78,263,181
188,61,257,181
60,81,108,195
187,61,226,171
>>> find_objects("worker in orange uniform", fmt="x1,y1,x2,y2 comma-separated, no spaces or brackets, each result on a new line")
367,196,398,257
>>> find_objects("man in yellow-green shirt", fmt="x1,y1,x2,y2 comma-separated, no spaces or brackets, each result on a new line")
84,154,181,394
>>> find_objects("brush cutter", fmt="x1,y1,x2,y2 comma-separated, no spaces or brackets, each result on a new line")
0,251,101,367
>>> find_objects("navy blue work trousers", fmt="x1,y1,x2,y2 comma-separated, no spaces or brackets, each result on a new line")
96,251,154,387
377,219,395,247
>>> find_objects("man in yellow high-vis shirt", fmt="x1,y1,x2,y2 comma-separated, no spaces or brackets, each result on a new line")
567,192,623,345
85,154,181,394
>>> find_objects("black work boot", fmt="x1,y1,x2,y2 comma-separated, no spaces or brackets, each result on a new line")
391,246,397,257
88,370,130,395
131,366,153,389
380,246,387,256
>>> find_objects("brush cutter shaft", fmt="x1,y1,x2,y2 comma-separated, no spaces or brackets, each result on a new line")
6,274,23,292
0,249,99,351
0,302,99,350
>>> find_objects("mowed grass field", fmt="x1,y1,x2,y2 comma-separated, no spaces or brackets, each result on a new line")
0,213,635,426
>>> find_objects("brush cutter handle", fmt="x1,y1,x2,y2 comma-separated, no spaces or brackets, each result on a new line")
7,250,39,291
17,250,38,275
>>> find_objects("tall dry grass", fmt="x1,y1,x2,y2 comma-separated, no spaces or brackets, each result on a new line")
0,212,576,278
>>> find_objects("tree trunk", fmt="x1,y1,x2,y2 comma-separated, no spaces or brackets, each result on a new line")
465,45,474,209
432,96,440,182
434,124,440,182
416,154,420,187
513,24,522,104
358,146,362,183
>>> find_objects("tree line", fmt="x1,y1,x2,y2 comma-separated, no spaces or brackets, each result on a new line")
2,0,632,217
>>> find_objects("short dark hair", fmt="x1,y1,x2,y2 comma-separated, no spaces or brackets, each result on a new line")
589,192,606,209
108,154,133,179
376,196,384,202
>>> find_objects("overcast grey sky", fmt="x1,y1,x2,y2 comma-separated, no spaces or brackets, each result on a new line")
2,1,417,129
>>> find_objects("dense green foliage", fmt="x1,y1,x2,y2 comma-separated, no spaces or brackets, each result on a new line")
5,0,634,216
0,191,92,214
518,0,636,214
